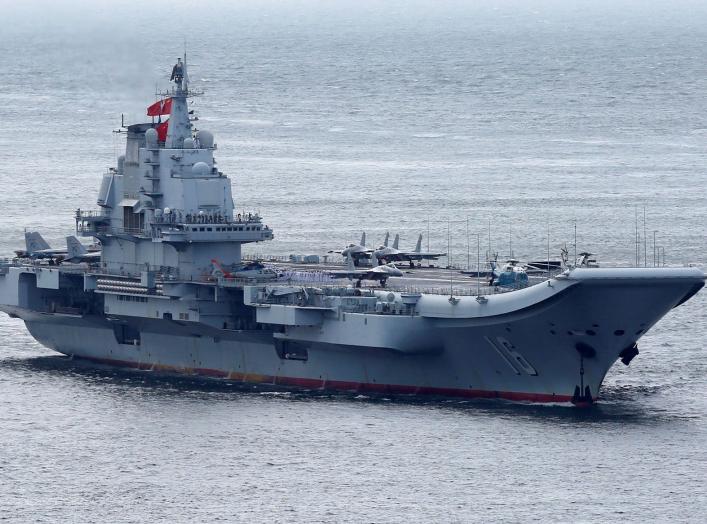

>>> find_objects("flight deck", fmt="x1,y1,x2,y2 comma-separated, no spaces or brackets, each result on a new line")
248,256,557,296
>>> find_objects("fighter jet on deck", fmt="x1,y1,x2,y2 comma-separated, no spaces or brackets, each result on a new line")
328,254,403,288
14,232,66,259
328,232,374,266
373,233,400,261
14,232,101,261
63,236,101,263
374,234,446,268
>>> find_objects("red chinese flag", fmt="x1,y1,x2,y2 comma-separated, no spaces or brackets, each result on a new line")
156,120,169,142
147,97,172,117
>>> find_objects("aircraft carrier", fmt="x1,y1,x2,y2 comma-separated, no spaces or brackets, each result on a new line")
0,55,704,406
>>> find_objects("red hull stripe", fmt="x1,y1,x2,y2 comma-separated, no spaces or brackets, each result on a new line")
82,356,574,404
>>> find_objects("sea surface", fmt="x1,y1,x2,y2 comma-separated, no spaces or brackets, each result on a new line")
1,1,706,522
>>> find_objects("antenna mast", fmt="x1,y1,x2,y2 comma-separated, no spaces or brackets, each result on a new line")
427,217,430,253
653,230,657,267
573,219,577,267
547,219,550,280
487,218,491,263
643,206,647,268
477,232,481,296
509,223,512,258
635,207,639,267
466,216,470,270
448,219,453,297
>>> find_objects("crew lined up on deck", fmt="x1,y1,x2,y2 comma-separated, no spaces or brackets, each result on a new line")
158,210,255,224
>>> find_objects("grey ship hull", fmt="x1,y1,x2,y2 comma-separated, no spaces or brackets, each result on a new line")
5,268,702,404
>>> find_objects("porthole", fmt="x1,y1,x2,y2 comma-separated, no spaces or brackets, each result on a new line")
586,329,596,336
614,329,625,336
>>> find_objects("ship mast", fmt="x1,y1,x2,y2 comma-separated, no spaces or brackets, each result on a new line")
165,52,193,149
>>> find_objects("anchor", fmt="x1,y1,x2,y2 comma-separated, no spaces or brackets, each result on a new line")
619,343,639,366
572,342,596,406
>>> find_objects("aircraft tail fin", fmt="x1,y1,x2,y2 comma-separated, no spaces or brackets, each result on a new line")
25,231,51,253
66,236,87,259
360,232,366,247
415,234,422,253
392,234,399,250
372,253,380,266
383,231,389,247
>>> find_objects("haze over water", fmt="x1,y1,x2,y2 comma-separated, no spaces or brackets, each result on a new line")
1,1,706,521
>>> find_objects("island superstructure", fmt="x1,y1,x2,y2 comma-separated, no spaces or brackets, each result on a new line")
0,56,704,405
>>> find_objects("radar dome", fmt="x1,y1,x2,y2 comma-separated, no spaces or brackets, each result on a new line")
164,207,171,214
183,137,194,149
196,130,214,148
145,128,158,148
192,162,210,176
